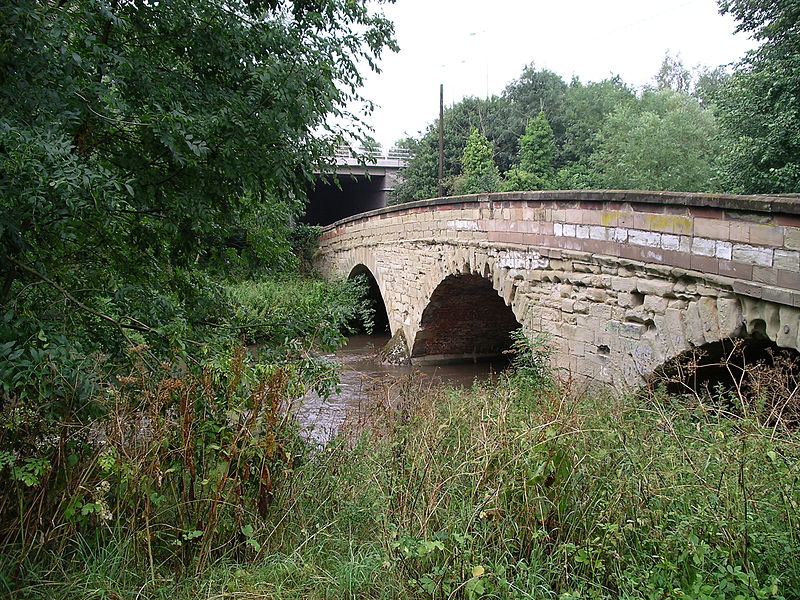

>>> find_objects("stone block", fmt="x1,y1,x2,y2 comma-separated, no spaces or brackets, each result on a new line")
716,297,743,338
777,269,800,291
748,224,783,247
697,297,721,343
753,266,779,286
724,221,747,243
565,208,583,223
715,241,733,260
785,227,800,251
694,218,730,240
761,286,795,307
661,234,681,251
573,321,597,343
568,340,586,357
691,237,716,257
774,249,800,272
617,292,637,308
663,307,688,355
717,260,753,280
616,211,634,228
646,213,693,235
776,306,799,348
684,302,706,347
573,300,591,314
588,303,614,320
690,254,719,275
619,321,647,339
732,280,762,299
643,295,669,314
574,262,600,273
635,278,675,296
590,225,608,240
732,244,773,267
611,276,638,293
668,298,689,310
584,288,609,303
629,230,662,247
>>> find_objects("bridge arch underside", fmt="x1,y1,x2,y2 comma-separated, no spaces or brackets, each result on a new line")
348,264,389,334
303,174,387,226
655,334,799,398
411,274,520,364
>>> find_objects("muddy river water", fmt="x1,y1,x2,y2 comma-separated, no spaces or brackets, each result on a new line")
296,334,507,444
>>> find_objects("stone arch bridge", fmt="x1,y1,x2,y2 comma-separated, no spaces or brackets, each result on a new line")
315,191,800,388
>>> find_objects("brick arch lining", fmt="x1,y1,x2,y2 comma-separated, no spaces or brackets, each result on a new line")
410,273,520,363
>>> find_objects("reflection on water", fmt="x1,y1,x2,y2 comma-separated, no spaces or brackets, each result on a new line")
296,334,507,444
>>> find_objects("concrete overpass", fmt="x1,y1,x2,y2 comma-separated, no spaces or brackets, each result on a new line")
303,147,408,225
315,190,800,389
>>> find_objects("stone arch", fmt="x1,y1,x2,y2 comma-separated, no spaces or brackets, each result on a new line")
348,263,389,333
654,335,799,395
646,296,800,394
609,291,800,388
410,268,522,364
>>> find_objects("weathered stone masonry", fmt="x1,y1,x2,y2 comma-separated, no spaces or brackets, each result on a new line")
315,190,800,389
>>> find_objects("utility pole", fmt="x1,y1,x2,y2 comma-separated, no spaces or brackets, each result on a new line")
438,83,444,198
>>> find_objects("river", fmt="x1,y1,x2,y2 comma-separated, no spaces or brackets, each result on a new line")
296,334,508,444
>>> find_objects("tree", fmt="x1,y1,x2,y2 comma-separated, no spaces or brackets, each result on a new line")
715,0,800,193
502,112,556,191
499,64,570,169
652,52,730,106
590,89,723,192
0,0,396,402
654,53,693,93
392,96,507,203
456,128,501,194
560,77,636,164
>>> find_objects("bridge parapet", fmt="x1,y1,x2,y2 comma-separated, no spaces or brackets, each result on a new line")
316,190,800,388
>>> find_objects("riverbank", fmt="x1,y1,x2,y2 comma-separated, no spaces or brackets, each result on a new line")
8,342,799,599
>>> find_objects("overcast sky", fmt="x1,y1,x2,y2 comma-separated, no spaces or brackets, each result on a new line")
355,0,757,151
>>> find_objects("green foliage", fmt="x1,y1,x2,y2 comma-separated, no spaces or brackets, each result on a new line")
287,224,322,274
506,328,555,395
6,357,800,598
0,0,396,396
714,0,800,193
392,97,507,203
0,0,394,561
654,52,694,94
590,89,723,192
560,77,637,166
652,52,731,106
227,277,373,354
501,63,571,168
455,128,501,194
0,276,370,576
502,112,557,191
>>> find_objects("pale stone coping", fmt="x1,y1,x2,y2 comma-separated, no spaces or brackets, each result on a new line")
321,190,800,232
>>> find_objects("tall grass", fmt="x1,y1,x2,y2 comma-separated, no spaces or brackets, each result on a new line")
6,335,800,599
